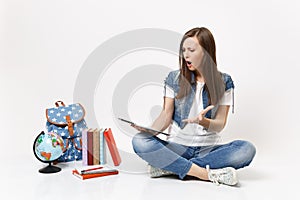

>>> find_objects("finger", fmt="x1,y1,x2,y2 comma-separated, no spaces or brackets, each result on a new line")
130,124,135,128
182,119,192,123
182,119,188,122
201,105,214,115
182,118,195,123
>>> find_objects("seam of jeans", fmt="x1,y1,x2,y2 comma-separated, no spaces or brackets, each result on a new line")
178,161,193,179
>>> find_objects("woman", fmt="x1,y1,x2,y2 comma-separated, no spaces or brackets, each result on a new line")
131,27,256,186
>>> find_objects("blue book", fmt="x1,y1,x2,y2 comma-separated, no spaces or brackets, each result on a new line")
99,128,106,164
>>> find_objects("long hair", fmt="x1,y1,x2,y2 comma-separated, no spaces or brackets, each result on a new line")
177,27,225,105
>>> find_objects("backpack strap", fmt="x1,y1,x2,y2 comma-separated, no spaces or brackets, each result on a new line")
72,138,82,151
66,115,74,137
62,139,69,153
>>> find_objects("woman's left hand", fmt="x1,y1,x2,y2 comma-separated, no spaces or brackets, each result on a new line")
182,105,214,124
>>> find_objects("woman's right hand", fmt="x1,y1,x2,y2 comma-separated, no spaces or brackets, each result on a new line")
182,105,214,124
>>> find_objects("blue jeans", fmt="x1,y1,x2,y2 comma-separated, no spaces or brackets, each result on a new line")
132,132,256,179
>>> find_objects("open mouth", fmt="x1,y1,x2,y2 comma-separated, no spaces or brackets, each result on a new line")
186,61,192,66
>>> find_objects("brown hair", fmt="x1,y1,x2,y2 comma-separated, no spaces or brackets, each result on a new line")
177,27,225,105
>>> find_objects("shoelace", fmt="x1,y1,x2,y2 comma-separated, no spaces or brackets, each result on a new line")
206,165,220,186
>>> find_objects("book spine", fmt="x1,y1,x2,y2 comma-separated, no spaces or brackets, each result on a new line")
104,128,121,166
100,129,106,164
72,169,118,180
82,129,88,166
80,171,119,179
93,129,100,165
87,130,94,165
81,169,118,175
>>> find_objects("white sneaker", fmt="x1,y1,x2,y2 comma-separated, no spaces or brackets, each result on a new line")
207,165,238,186
148,165,175,178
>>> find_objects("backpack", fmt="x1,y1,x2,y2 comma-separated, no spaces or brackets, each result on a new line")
46,101,88,162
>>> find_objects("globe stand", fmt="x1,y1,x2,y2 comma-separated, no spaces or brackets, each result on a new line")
39,162,61,173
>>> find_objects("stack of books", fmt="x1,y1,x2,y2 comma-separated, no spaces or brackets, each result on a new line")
81,128,121,166
72,166,119,180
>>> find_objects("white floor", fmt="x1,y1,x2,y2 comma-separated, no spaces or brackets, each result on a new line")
2,153,299,200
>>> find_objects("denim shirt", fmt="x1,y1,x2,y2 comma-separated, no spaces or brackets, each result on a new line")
164,70,235,129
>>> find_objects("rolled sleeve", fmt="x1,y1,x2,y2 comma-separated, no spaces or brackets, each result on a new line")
219,89,233,105
223,73,235,91
164,85,175,98
163,71,177,98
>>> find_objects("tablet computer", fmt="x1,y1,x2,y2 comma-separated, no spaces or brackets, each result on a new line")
118,118,170,136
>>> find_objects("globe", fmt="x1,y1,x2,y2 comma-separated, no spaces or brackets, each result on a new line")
33,131,64,173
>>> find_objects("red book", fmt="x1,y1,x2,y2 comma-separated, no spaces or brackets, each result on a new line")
103,128,121,166
72,169,118,180
87,129,94,165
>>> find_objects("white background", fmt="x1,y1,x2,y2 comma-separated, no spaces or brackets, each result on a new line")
1,0,300,195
